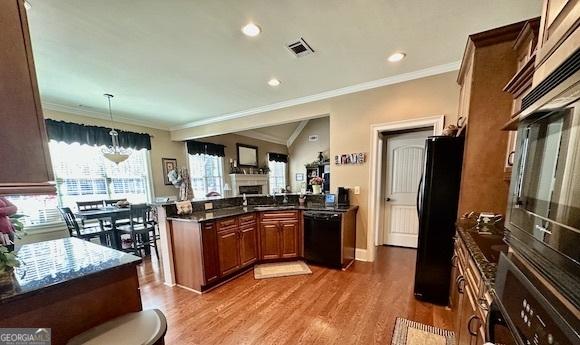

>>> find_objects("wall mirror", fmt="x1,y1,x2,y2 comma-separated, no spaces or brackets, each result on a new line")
237,143,258,167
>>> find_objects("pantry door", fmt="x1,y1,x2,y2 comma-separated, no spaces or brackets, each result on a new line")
381,130,430,248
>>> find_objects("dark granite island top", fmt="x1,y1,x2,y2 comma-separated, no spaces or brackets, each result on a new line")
0,237,142,304
456,218,508,290
168,204,359,223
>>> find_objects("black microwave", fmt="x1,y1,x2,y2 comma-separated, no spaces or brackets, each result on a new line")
505,81,580,307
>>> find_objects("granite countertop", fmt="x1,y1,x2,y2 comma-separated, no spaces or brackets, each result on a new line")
0,237,141,304
456,218,508,290
168,204,359,223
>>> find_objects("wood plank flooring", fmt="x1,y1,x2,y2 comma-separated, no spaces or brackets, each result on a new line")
137,246,453,345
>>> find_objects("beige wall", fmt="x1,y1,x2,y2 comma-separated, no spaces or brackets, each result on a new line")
196,133,288,192
44,110,188,198
288,117,330,192
170,72,460,249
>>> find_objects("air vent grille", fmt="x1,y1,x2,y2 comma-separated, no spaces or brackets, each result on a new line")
287,38,315,58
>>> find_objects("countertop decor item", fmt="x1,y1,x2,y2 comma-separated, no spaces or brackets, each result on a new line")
101,94,131,164
310,176,323,194
0,198,24,272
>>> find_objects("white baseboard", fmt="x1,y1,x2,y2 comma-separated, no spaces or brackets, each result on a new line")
355,248,370,262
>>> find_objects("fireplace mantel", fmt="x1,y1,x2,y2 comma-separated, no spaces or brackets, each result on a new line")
229,174,269,196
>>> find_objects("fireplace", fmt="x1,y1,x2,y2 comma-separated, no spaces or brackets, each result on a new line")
229,174,269,196
239,185,263,195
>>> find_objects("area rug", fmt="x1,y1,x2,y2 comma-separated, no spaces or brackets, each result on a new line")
254,261,312,279
391,318,455,345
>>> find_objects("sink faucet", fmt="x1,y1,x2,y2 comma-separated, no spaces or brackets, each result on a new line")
272,191,277,205
282,193,288,204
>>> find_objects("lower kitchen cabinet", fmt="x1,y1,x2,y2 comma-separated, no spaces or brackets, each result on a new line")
452,235,486,345
217,227,241,276
260,222,281,260
239,224,257,267
280,221,299,258
259,211,301,260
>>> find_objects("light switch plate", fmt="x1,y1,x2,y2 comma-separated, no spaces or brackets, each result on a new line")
204,202,213,210
354,186,360,195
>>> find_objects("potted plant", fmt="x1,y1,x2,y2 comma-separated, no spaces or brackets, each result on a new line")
0,198,24,273
310,176,324,194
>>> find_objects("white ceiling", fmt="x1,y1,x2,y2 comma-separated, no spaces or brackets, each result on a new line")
237,121,302,146
28,0,541,129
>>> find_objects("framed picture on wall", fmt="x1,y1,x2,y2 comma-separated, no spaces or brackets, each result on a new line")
237,143,258,167
162,158,177,185
295,173,304,181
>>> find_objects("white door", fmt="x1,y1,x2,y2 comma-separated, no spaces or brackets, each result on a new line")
382,130,430,248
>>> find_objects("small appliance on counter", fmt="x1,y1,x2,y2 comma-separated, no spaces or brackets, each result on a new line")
337,187,350,207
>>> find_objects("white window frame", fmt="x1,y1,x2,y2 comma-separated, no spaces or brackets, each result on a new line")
188,153,224,198
268,158,287,194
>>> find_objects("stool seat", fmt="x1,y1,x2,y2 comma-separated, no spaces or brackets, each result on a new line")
67,309,167,345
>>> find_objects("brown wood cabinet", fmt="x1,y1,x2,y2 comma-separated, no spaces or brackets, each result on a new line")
0,0,55,195
451,235,488,345
217,227,241,276
259,211,301,261
456,21,527,216
534,0,579,86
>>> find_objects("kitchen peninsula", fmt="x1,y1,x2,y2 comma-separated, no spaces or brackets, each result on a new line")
156,195,358,293
0,238,142,345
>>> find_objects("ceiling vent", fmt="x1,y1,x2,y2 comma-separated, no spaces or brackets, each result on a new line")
287,38,315,58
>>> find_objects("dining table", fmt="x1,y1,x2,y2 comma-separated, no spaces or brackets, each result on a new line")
74,206,151,255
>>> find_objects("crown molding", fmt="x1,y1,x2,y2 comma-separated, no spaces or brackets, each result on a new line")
171,61,461,131
236,130,287,146
41,102,172,131
286,120,309,147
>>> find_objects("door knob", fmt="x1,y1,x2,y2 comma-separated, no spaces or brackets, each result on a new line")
386,197,392,201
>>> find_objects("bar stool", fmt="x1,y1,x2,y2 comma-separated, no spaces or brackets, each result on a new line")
67,309,167,345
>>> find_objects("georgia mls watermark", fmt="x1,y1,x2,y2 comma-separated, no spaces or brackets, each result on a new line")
0,328,51,345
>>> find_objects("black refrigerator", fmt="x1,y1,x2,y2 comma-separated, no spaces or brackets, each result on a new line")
413,136,464,306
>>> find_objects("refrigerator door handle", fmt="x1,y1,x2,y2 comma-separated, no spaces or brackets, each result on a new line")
416,175,423,217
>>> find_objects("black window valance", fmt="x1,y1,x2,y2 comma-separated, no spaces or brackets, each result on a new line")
45,119,152,150
268,153,288,163
186,140,225,157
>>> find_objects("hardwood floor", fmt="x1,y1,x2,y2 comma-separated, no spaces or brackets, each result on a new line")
137,246,453,345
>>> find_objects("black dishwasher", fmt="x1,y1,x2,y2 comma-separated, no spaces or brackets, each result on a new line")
303,211,342,268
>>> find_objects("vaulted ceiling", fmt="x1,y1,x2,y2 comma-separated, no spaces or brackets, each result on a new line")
27,0,541,129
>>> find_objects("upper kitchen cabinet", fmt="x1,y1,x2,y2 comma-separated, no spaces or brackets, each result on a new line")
456,21,527,216
533,0,579,86
0,0,55,195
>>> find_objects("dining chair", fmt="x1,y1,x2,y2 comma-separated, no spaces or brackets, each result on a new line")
76,200,104,211
58,207,112,245
116,204,157,257
104,198,127,207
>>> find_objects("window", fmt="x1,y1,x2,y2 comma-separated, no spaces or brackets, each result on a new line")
50,141,152,208
269,160,287,194
188,154,223,198
5,195,61,227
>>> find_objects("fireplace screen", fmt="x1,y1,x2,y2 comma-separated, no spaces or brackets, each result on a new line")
239,185,262,195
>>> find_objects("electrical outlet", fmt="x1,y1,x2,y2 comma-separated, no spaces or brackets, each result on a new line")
354,186,360,195
204,202,213,210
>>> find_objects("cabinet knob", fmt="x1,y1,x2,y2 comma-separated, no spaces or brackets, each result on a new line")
456,276,465,294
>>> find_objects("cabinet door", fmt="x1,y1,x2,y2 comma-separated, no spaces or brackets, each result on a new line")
260,222,280,260
0,0,55,195
239,224,257,267
217,228,240,276
280,221,299,258
201,223,220,284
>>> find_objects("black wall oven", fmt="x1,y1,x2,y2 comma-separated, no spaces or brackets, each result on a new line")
492,252,579,345
505,81,580,307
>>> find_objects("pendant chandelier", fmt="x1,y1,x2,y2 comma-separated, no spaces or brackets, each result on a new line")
102,93,131,164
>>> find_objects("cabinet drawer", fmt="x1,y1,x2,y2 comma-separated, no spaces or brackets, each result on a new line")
239,213,256,225
217,217,237,231
260,211,299,221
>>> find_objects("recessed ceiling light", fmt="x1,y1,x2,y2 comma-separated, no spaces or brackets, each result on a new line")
268,78,281,87
241,23,261,37
388,52,406,62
